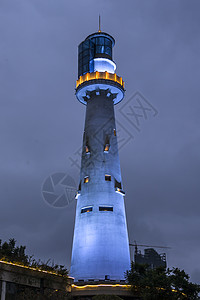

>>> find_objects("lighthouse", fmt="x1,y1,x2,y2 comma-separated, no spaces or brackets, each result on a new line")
70,27,130,281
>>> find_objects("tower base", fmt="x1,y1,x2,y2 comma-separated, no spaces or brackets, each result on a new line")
71,281,138,299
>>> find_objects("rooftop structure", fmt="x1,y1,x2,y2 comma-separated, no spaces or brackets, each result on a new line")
134,248,167,269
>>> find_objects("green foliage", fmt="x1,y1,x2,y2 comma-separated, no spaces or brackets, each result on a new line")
29,258,68,276
0,238,29,265
93,295,123,300
126,262,200,300
0,238,68,276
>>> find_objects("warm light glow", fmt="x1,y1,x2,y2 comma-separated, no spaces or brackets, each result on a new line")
84,176,89,183
71,283,187,296
0,260,69,278
81,206,93,214
115,188,125,196
72,284,131,289
104,144,109,152
85,146,90,153
76,71,124,89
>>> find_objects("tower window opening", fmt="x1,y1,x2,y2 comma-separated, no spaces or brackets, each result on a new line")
99,206,113,212
115,179,125,195
105,175,111,181
85,145,90,153
115,188,125,196
104,136,110,152
81,206,93,214
104,144,110,152
84,176,89,183
113,129,116,136
85,137,90,154
115,179,122,189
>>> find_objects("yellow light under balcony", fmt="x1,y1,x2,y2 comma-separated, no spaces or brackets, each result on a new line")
76,71,124,90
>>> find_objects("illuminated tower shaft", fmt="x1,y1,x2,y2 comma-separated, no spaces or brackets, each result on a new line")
71,31,130,281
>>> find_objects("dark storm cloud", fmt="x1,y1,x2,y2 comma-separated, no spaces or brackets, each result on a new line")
0,0,200,284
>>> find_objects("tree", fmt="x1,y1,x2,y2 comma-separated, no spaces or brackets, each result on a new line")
125,262,200,300
0,238,29,264
0,238,68,276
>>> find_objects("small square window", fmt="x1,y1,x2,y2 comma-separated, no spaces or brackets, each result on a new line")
105,175,111,181
84,176,89,183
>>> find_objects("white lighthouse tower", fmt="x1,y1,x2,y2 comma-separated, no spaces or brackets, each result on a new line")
70,27,130,281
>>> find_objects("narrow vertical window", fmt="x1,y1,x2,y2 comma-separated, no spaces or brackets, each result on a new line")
85,136,90,154
113,129,116,136
85,145,90,153
104,135,110,152
78,181,82,191
114,179,122,189
104,144,109,152
84,176,89,183
115,179,125,195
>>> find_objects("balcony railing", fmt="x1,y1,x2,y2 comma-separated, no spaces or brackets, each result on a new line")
76,71,124,89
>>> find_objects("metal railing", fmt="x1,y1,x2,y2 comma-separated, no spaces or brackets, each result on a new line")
76,71,124,89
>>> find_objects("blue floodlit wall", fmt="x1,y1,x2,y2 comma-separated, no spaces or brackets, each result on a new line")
70,91,130,281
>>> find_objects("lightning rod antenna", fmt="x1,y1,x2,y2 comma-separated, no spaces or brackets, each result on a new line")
98,15,101,32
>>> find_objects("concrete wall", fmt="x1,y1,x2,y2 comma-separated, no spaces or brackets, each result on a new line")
71,90,130,281
0,261,73,299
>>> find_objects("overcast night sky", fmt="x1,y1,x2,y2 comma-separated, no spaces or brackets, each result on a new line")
0,0,200,283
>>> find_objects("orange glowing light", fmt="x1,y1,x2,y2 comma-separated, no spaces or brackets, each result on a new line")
84,176,89,183
76,72,124,89
85,146,89,153
104,144,109,152
72,283,131,289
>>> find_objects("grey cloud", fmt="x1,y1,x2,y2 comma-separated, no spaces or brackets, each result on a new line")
0,0,200,284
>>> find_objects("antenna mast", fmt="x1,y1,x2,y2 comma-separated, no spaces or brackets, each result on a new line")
98,15,101,32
